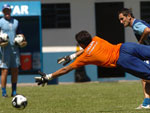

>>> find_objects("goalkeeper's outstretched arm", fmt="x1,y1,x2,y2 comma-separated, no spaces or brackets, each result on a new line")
57,49,84,66
51,65,74,78
35,49,84,86
76,49,84,57
35,65,74,86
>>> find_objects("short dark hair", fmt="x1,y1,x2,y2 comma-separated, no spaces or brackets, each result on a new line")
118,8,134,18
75,30,92,46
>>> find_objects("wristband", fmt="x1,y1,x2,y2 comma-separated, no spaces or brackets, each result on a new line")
69,53,77,60
46,74,53,80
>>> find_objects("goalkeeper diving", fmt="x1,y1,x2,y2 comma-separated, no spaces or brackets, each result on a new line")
35,30,150,86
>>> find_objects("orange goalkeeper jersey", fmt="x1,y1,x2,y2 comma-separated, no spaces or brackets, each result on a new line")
70,36,122,68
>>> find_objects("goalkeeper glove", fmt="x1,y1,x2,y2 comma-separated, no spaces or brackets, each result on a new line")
35,71,52,87
57,53,76,66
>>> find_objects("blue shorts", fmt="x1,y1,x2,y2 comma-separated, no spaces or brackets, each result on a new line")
117,42,150,80
0,45,20,69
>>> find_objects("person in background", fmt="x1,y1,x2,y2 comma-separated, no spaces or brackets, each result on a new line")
118,8,150,109
0,4,27,97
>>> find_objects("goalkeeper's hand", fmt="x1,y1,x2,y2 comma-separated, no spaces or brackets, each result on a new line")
57,55,71,66
35,71,52,87
57,53,77,66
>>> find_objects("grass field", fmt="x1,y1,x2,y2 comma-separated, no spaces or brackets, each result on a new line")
0,81,150,113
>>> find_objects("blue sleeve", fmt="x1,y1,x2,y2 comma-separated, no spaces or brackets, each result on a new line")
133,22,147,35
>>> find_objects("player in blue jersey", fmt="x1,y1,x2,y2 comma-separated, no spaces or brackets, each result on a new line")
118,8,150,109
0,4,27,97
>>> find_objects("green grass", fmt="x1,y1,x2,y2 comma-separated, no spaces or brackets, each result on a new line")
0,81,150,113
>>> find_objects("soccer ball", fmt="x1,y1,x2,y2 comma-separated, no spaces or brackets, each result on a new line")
0,33,9,41
12,95,27,109
0,33,9,47
14,34,24,44
14,34,27,48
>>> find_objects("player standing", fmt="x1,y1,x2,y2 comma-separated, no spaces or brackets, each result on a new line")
0,4,27,97
118,8,150,109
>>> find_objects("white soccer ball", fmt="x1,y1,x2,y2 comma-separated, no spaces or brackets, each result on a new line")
12,95,28,109
14,34,24,44
0,33,9,47
0,33,9,41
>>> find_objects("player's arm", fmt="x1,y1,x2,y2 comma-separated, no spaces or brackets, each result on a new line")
57,49,84,66
51,65,74,78
15,22,27,47
139,27,150,44
35,65,74,86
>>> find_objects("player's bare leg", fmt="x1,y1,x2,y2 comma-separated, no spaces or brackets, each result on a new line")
142,80,150,98
1,68,8,97
136,80,150,109
11,68,18,97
